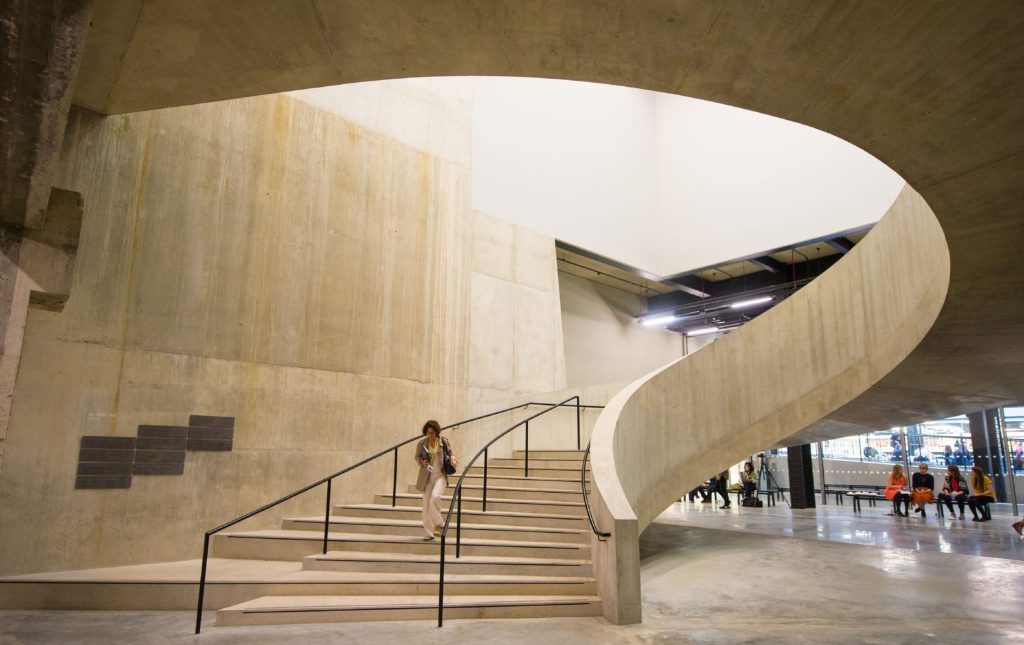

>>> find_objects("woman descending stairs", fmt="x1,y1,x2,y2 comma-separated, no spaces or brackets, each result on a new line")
213,450,601,627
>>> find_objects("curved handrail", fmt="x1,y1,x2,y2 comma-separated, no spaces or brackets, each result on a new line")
581,440,611,540
435,395,604,627
193,400,582,634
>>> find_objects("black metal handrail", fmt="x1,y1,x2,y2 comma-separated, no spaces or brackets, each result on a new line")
581,439,611,540
192,400,591,634
435,396,609,627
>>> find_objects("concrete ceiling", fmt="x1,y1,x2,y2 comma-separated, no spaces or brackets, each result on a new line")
69,1,1024,435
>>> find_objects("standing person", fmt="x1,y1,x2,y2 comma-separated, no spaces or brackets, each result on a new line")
967,466,995,522
938,464,970,519
414,420,457,540
885,464,910,517
740,462,758,500
910,462,935,517
713,470,731,509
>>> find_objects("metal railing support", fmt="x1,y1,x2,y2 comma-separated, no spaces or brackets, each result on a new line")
455,488,463,558
194,533,211,634
437,534,447,627
524,420,529,477
322,479,332,554
391,447,399,507
482,448,489,512
576,398,581,450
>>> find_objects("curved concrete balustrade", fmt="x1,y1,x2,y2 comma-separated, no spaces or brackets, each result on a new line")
587,186,948,622
72,0,1024,626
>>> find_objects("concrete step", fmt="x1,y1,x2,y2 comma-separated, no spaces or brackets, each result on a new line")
466,465,584,479
282,516,588,544
375,492,587,516
459,473,589,491
487,457,589,470
216,594,603,626
303,551,592,577
512,450,587,460
336,504,588,529
212,530,591,562
404,483,584,502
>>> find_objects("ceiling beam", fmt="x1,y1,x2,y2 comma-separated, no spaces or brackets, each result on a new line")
748,256,788,274
824,236,855,254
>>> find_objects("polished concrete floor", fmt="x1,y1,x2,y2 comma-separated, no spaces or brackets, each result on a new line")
2,503,1022,643
663,497,1024,561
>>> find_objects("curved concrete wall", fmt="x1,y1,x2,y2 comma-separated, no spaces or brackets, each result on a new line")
587,186,947,620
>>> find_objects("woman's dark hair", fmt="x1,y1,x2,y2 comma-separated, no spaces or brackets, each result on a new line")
744,462,754,471
948,464,961,479
422,419,441,436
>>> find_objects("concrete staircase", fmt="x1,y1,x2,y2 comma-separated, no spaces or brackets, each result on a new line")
211,449,600,626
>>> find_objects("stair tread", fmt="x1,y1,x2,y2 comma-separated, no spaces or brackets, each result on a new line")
435,484,585,494
308,550,590,566
223,594,601,613
460,475,591,484
287,516,585,535
340,503,584,521
220,529,588,550
384,492,585,508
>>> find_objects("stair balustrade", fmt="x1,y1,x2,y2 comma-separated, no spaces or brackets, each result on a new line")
194,399,601,634
436,396,610,627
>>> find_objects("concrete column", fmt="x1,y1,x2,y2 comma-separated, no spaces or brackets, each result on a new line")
967,409,1008,502
787,444,815,509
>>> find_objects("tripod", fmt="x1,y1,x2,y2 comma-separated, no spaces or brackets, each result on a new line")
757,453,790,508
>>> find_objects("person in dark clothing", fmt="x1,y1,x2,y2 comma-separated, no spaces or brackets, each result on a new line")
713,470,731,508
910,462,934,517
688,482,709,503
740,462,758,500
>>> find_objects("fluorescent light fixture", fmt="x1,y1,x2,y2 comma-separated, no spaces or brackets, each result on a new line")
730,296,773,309
686,326,719,336
641,314,678,327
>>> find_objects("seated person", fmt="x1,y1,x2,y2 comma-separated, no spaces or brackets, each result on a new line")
688,481,710,503
713,471,731,509
938,464,969,519
885,464,910,517
967,466,996,522
910,462,934,517
740,462,758,499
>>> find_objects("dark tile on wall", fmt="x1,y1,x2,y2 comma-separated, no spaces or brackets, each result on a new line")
134,449,187,464
78,448,135,463
189,415,234,429
136,436,187,451
80,436,136,450
75,475,132,489
188,426,233,441
186,438,232,451
77,461,133,476
138,425,188,438
133,462,185,476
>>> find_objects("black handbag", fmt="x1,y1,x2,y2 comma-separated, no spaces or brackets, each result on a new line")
441,438,457,476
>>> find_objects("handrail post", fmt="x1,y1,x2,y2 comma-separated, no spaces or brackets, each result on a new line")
391,447,399,507
576,397,581,450
482,448,488,512
437,534,446,627
456,487,463,558
322,478,332,554
525,420,529,478
194,533,210,634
